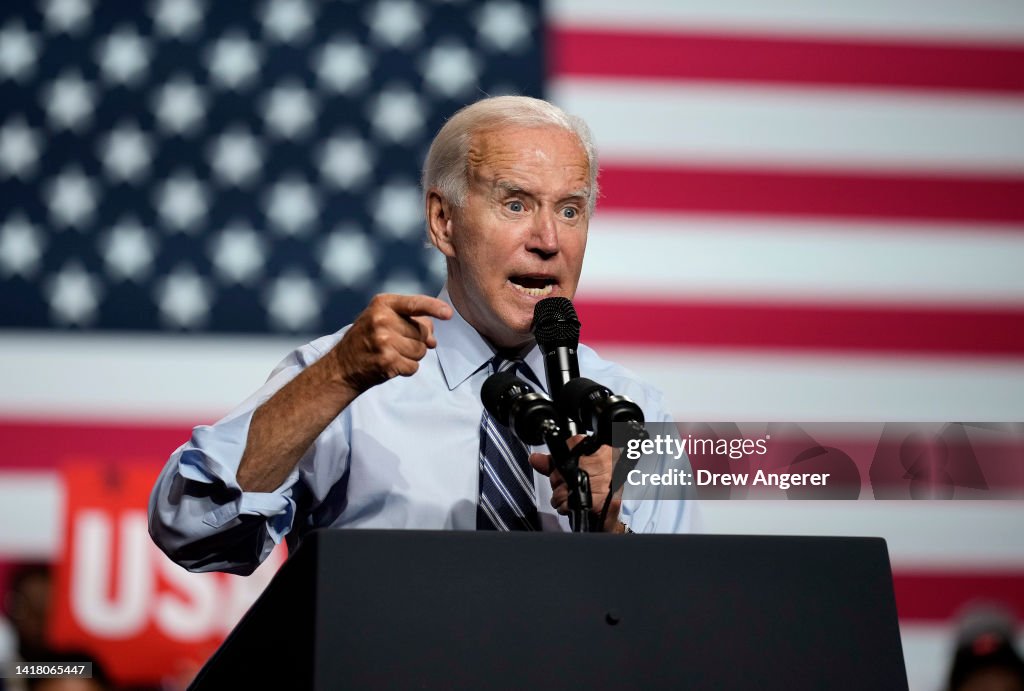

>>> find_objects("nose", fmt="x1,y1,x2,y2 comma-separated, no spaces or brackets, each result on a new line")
526,210,559,258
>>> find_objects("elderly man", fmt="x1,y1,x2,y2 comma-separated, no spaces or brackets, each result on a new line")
149,96,691,574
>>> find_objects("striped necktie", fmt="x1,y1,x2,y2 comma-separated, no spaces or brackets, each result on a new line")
477,356,542,531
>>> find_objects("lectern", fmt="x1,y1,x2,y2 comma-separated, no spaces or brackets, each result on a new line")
190,530,908,690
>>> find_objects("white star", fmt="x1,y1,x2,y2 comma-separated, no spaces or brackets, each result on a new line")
154,265,212,328
46,262,102,326
264,272,321,332
315,38,372,94
371,180,422,239
261,0,313,44
476,1,534,52
0,22,39,81
319,133,374,189
97,27,151,85
99,123,153,183
155,172,208,233
420,42,479,97
380,271,423,296
44,72,96,131
153,76,206,135
320,226,376,287
43,0,92,35
208,222,266,284
46,168,98,229
367,85,424,143
0,215,46,278
0,119,41,180
206,32,261,90
262,82,316,139
265,177,318,236
208,127,263,187
99,218,157,281
152,0,203,39
366,0,424,49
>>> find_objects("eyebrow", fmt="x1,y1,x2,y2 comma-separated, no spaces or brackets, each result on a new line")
492,180,590,203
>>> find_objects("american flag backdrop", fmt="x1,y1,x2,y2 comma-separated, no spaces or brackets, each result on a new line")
0,0,1023,688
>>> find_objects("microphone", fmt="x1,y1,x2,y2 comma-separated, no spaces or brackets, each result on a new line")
560,377,646,447
532,297,581,429
561,377,648,499
481,371,564,446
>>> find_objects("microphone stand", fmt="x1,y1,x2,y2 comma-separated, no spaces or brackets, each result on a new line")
563,424,651,531
540,423,593,533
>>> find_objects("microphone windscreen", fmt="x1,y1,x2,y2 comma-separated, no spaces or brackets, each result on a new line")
560,377,607,424
532,297,580,346
481,370,533,422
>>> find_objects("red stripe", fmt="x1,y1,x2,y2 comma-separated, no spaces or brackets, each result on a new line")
598,164,1024,224
575,299,1024,356
0,419,192,469
551,27,1024,94
894,571,1024,622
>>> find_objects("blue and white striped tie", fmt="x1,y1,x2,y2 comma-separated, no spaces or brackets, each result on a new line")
477,356,542,531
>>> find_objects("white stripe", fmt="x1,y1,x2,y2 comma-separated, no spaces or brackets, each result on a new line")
481,494,510,531
0,472,62,556
901,625,953,691
594,347,1024,421
578,214,1024,305
482,458,526,518
0,331,299,420
3,336,1022,422
549,0,1024,41
485,417,535,496
553,79,1024,173
696,500,1024,569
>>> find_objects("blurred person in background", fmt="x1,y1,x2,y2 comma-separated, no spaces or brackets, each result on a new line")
947,605,1024,691
2,564,55,691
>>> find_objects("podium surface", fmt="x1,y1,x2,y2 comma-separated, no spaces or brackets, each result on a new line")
191,530,908,690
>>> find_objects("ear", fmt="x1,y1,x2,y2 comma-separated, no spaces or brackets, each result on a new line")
426,189,456,258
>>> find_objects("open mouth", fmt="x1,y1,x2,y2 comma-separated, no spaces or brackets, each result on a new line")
509,275,557,297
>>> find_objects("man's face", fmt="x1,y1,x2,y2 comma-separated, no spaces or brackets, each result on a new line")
430,125,591,349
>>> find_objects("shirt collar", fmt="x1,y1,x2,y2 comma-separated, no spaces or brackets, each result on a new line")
434,284,547,393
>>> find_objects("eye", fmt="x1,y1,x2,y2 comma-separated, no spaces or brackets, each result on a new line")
507,200,525,213
562,207,578,219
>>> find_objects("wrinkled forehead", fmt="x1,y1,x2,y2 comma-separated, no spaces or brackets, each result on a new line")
468,125,586,169
466,125,590,190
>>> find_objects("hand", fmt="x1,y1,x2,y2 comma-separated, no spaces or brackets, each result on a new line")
331,294,452,395
529,435,624,532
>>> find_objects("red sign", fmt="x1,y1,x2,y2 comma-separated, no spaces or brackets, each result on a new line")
49,464,284,687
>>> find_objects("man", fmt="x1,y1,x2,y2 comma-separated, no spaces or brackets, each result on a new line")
149,96,692,575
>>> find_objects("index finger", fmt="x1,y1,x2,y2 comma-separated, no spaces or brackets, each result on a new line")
409,314,437,347
387,294,453,320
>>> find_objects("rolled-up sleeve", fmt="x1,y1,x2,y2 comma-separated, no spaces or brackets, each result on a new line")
148,338,335,574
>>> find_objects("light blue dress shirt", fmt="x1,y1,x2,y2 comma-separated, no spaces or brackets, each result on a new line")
148,288,693,574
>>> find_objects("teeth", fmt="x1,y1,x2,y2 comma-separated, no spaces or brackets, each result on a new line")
510,282,553,297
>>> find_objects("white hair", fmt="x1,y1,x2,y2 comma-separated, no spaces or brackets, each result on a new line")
421,95,599,217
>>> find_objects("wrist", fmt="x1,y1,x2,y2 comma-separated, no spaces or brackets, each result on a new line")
322,344,367,400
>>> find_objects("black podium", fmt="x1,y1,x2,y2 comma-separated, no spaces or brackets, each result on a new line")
190,530,908,690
